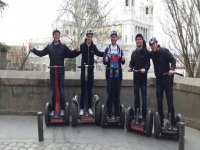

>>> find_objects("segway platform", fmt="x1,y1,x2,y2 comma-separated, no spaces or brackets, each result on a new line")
126,107,153,136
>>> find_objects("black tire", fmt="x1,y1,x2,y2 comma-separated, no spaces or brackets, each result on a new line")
146,111,153,137
95,101,101,125
64,102,70,126
176,113,185,138
44,102,51,126
120,105,125,128
125,107,134,131
71,102,78,127
154,112,161,138
101,105,106,128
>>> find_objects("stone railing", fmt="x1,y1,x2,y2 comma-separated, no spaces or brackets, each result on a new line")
0,70,200,129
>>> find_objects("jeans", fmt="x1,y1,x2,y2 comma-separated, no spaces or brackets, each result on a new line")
50,72,65,111
134,77,147,119
156,76,175,126
107,77,121,116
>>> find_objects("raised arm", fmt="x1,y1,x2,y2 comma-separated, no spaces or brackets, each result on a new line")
63,44,81,58
29,43,49,57
94,45,104,57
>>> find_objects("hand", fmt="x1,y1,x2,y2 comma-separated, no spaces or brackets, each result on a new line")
168,70,174,76
105,56,109,62
28,42,33,52
140,68,146,73
75,45,80,52
122,55,125,61
128,67,132,72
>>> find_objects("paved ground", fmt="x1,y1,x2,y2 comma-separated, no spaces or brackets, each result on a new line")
0,115,200,150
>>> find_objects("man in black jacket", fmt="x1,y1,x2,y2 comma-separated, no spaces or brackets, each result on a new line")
103,31,125,118
149,37,176,126
75,30,104,116
29,29,80,117
128,34,150,125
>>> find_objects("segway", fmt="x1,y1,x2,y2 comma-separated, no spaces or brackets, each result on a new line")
154,72,185,139
101,67,125,128
71,64,101,126
44,65,70,126
125,69,153,136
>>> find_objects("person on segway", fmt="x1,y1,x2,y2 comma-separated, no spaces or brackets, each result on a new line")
149,37,176,127
128,33,150,126
29,29,80,117
103,31,125,118
73,29,104,116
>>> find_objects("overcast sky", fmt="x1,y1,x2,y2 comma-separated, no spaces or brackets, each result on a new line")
0,0,166,45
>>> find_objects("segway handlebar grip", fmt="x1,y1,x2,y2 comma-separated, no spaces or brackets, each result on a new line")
48,66,64,68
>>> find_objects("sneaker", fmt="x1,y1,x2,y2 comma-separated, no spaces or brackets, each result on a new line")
88,108,93,115
141,119,146,126
79,109,84,116
50,111,55,117
60,109,65,117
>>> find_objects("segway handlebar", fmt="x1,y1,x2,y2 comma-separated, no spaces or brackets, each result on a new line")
77,65,95,69
163,72,184,76
48,66,64,68
105,67,122,70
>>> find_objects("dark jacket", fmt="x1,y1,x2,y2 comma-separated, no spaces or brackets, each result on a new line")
103,44,125,81
150,47,176,77
129,47,150,78
75,40,104,66
31,41,78,73
74,40,104,80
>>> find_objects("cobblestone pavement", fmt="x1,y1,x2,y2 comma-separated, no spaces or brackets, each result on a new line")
0,115,200,150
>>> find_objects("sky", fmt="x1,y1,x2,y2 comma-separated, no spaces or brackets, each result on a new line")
0,0,166,45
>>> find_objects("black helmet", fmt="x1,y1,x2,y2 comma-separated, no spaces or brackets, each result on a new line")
149,37,158,45
52,29,60,35
86,29,93,36
110,31,118,36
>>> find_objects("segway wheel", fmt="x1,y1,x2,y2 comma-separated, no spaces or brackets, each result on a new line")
146,110,153,137
126,107,134,131
176,113,185,138
95,101,101,126
44,102,51,126
64,102,70,126
71,102,78,127
101,104,106,128
120,105,125,128
154,112,161,138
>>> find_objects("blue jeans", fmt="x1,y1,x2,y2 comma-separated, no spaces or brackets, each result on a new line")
156,76,175,126
134,77,147,119
50,73,65,111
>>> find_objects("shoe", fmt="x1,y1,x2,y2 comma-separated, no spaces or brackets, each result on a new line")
60,109,65,117
50,111,55,117
141,119,146,126
79,109,84,116
88,108,93,115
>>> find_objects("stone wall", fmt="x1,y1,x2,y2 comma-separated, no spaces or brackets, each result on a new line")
0,70,200,129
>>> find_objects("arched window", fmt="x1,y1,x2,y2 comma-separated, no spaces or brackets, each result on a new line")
125,0,129,6
146,7,149,14
132,0,134,6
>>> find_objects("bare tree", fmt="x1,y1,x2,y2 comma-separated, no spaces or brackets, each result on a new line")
161,0,200,77
56,0,113,47
0,0,8,14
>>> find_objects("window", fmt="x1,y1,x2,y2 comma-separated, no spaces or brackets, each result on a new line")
146,7,149,14
132,35,134,43
125,35,128,43
132,0,134,6
126,0,129,6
